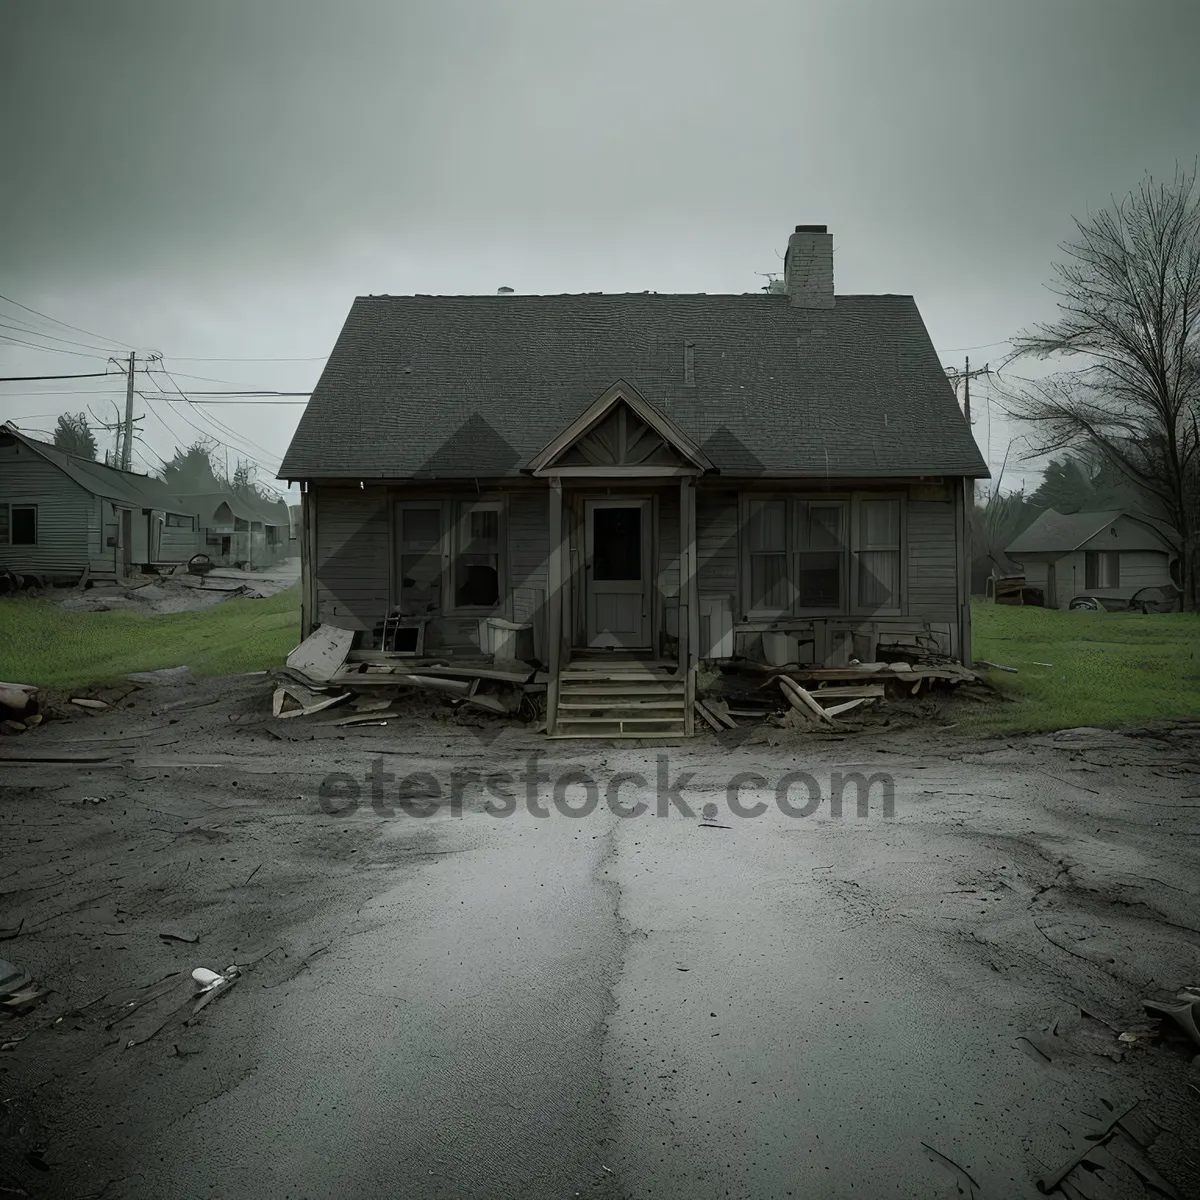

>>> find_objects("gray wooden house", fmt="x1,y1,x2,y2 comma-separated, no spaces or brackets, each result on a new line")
1005,508,1178,609
180,492,291,569
0,423,199,583
280,225,989,737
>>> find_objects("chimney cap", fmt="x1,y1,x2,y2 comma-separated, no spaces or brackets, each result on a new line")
497,286,514,295
793,224,828,234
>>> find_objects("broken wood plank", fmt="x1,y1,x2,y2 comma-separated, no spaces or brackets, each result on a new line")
333,710,402,726
286,625,355,683
272,685,350,719
820,697,871,717
0,750,115,763
693,701,724,732
809,683,886,700
69,698,108,710
462,693,519,716
778,676,838,727
703,698,739,729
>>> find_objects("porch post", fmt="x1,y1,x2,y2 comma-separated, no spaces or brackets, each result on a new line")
300,486,318,640
680,476,698,736
547,478,564,735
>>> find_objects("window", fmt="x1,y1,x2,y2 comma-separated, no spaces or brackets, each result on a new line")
746,499,789,611
166,513,192,528
453,502,503,609
856,499,901,611
797,502,846,611
397,505,443,615
1085,551,1120,589
740,494,902,618
0,504,37,545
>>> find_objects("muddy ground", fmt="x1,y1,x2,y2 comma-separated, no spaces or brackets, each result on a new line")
1,673,1199,1198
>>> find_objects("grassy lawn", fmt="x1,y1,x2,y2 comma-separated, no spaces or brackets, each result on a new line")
0,586,302,690
970,600,1200,733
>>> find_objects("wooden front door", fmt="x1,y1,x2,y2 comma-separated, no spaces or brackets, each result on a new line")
584,499,650,648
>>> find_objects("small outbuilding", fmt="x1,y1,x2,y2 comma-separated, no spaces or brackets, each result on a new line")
1005,508,1178,609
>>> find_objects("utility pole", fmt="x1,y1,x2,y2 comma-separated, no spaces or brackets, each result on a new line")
122,351,135,471
945,356,992,426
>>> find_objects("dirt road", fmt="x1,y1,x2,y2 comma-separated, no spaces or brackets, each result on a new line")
2,675,1198,1198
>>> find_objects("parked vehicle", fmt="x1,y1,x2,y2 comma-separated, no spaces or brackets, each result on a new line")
1068,585,1182,613
1128,584,1182,614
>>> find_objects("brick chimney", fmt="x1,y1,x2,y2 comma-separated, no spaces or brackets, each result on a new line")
783,224,834,308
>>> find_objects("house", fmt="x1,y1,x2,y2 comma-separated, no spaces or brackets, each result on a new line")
0,423,200,583
1005,508,1178,609
180,492,291,569
279,224,990,736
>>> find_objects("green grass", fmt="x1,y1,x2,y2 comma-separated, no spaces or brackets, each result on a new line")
0,585,302,689
969,600,1200,733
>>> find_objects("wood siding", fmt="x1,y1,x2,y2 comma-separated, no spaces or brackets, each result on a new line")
0,444,93,577
696,490,739,606
906,498,958,625
313,486,391,632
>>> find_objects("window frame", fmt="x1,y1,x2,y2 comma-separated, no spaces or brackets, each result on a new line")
449,499,506,614
1085,550,1120,589
738,492,905,620
851,494,904,617
394,502,446,618
1,502,38,546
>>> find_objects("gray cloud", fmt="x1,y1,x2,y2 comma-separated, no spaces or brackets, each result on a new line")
2,0,1197,487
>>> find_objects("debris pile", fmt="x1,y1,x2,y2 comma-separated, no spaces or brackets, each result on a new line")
274,624,542,732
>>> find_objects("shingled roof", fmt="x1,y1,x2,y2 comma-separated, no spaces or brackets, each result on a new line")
1006,508,1175,556
4,426,194,514
279,293,989,480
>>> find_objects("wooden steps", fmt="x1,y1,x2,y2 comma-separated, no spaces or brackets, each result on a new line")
551,660,687,738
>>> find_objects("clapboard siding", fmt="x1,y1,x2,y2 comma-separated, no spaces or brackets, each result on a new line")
508,491,548,594
657,490,680,599
1119,550,1172,589
0,448,93,576
906,498,957,621
314,486,390,631
696,490,739,604
159,518,199,563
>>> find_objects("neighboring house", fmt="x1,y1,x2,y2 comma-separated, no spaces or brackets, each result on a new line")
279,224,990,736
0,424,199,582
1005,508,1178,609
246,494,293,566
180,492,293,568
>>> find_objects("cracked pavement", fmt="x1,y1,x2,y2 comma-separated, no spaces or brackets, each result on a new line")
1,676,1199,1198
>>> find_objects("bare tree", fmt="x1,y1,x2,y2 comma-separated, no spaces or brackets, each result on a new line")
1001,167,1200,607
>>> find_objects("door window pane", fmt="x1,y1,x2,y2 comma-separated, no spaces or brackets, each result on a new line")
454,504,501,607
593,507,641,581
398,506,442,613
402,508,441,550
750,554,789,609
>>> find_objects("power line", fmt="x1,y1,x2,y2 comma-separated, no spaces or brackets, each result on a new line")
164,354,329,362
0,319,128,355
942,338,1013,353
0,370,124,382
139,396,307,404
140,390,311,398
0,334,113,360
0,292,133,351
147,361,285,463
0,388,127,397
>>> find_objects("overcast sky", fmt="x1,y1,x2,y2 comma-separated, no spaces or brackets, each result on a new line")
3,0,1197,496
